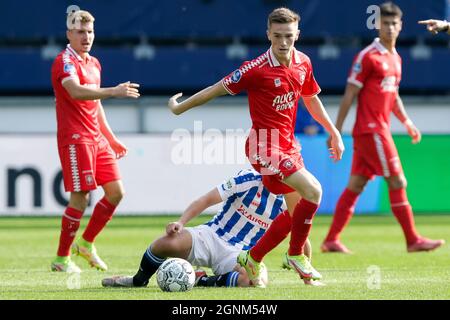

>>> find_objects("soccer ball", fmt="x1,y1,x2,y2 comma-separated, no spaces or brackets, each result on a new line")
156,258,195,292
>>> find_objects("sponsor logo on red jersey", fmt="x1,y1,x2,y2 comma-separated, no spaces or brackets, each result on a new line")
272,92,295,111
380,76,397,92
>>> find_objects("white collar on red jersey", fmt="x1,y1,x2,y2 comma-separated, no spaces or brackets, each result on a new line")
66,44,91,62
373,38,398,55
267,47,301,67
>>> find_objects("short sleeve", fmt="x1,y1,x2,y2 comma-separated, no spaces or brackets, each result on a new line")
347,53,372,88
221,61,257,95
216,176,238,201
216,169,261,201
301,59,321,97
55,57,79,85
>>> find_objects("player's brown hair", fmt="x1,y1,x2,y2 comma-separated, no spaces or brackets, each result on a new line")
267,7,300,28
379,2,403,18
67,10,95,30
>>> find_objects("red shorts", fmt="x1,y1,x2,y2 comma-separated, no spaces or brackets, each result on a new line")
58,139,120,192
352,133,403,179
246,141,304,194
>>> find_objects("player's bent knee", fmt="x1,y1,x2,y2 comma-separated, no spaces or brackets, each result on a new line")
152,233,191,259
106,189,125,205
351,184,365,194
388,175,407,190
151,237,177,257
303,185,322,203
399,176,407,189
69,192,90,211
348,175,369,194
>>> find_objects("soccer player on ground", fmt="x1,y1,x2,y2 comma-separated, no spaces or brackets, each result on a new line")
102,169,318,288
167,8,344,286
50,10,140,273
418,19,450,35
321,2,445,254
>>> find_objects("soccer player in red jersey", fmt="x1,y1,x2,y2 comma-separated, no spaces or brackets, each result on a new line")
321,2,445,254
168,8,344,285
50,10,140,272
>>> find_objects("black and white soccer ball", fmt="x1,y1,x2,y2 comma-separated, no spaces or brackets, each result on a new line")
156,258,195,292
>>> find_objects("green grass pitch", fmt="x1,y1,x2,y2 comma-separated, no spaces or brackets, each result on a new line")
0,215,448,300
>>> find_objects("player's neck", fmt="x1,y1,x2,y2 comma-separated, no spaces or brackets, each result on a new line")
77,51,89,61
379,38,397,53
273,53,291,67
69,45,89,62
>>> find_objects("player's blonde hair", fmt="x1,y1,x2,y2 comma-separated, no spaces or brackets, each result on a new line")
67,10,95,30
267,8,300,29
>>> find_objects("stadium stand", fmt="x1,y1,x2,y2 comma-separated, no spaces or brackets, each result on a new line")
0,0,448,94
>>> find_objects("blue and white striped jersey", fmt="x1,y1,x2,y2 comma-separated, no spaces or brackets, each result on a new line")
206,169,287,250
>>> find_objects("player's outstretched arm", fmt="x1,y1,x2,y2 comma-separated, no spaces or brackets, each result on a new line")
166,188,222,235
63,79,140,100
418,19,450,35
168,81,228,115
302,95,345,161
393,94,422,144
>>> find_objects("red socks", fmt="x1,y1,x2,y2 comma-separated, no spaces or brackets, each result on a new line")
56,198,117,256
250,210,291,262
325,188,360,242
82,197,117,243
288,199,319,256
389,188,419,245
324,186,418,245
57,207,84,256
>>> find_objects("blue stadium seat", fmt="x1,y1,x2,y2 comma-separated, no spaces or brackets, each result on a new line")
1,45,449,92
2,0,446,40
0,49,53,90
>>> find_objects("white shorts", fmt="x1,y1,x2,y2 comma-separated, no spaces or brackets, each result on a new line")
186,224,241,275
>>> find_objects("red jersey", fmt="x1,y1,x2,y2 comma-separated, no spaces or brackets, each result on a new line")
222,47,321,152
347,38,402,136
51,44,103,147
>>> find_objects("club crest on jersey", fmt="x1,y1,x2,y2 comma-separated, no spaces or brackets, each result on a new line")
274,78,281,87
231,69,242,83
352,62,362,74
282,159,294,170
85,174,94,186
64,63,76,75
